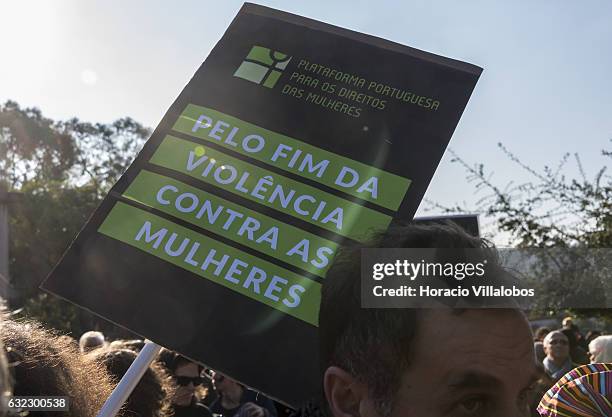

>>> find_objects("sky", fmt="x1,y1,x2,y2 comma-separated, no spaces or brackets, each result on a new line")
1,0,611,240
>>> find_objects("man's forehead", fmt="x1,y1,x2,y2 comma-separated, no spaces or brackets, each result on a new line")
410,309,534,378
395,309,538,409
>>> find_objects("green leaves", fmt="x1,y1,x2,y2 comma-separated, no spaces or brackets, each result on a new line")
440,140,611,319
1,101,150,193
1,100,149,333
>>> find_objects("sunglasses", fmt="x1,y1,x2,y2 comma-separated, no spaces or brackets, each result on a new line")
549,339,569,346
176,376,204,386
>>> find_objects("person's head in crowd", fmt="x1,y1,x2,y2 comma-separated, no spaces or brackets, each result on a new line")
1,319,113,417
588,335,612,363
585,330,602,346
560,320,586,350
109,339,145,353
561,317,573,329
91,347,175,417
319,222,539,417
210,372,276,417
212,372,243,403
109,339,127,350
542,331,580,382
79,330,105,353
543,331,570,364
533,327,551,363
534,327,551,342
534,341,546,363
158,349,205,407
559,327,576,347
559,327,588,364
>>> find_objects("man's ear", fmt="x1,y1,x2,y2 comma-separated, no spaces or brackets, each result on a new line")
323,366,370,417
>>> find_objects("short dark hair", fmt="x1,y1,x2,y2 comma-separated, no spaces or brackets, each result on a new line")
534,327,551,341
319,221,497,414
157,348,203,375
91,348,175,417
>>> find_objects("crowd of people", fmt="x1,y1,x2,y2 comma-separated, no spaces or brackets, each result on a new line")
0,222,610,417
529,321,612,416
0,321,283,417
534,318,612,382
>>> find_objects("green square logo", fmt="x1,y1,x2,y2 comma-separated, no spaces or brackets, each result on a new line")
234,46,292,88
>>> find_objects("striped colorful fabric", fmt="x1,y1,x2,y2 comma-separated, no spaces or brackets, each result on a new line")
537,363,612,417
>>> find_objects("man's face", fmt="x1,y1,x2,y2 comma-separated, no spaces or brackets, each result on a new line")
212,372,240,397
365,309,538,417
543,332,569,362
173,361,201,406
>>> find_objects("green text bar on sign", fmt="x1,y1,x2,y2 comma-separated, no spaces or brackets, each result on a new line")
149,135,392,242
123,170,339,277
99,202,321,326
172,104,411,211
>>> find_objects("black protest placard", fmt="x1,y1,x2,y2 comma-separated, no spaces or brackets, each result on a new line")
41,3,482,406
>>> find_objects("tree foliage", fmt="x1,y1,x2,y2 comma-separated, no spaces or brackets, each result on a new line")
0,100,149,193
0,101,76,188
432,141,611,319
1,100,150,334
434,142,611,247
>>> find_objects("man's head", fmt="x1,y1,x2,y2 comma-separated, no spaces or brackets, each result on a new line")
533,327,551,342
542,331,569,363
319,223,538,417
91,348,174,417
588,335,612,363
157,350,205,406
212,372,243,402
172,357,203,406
79,330,105,353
